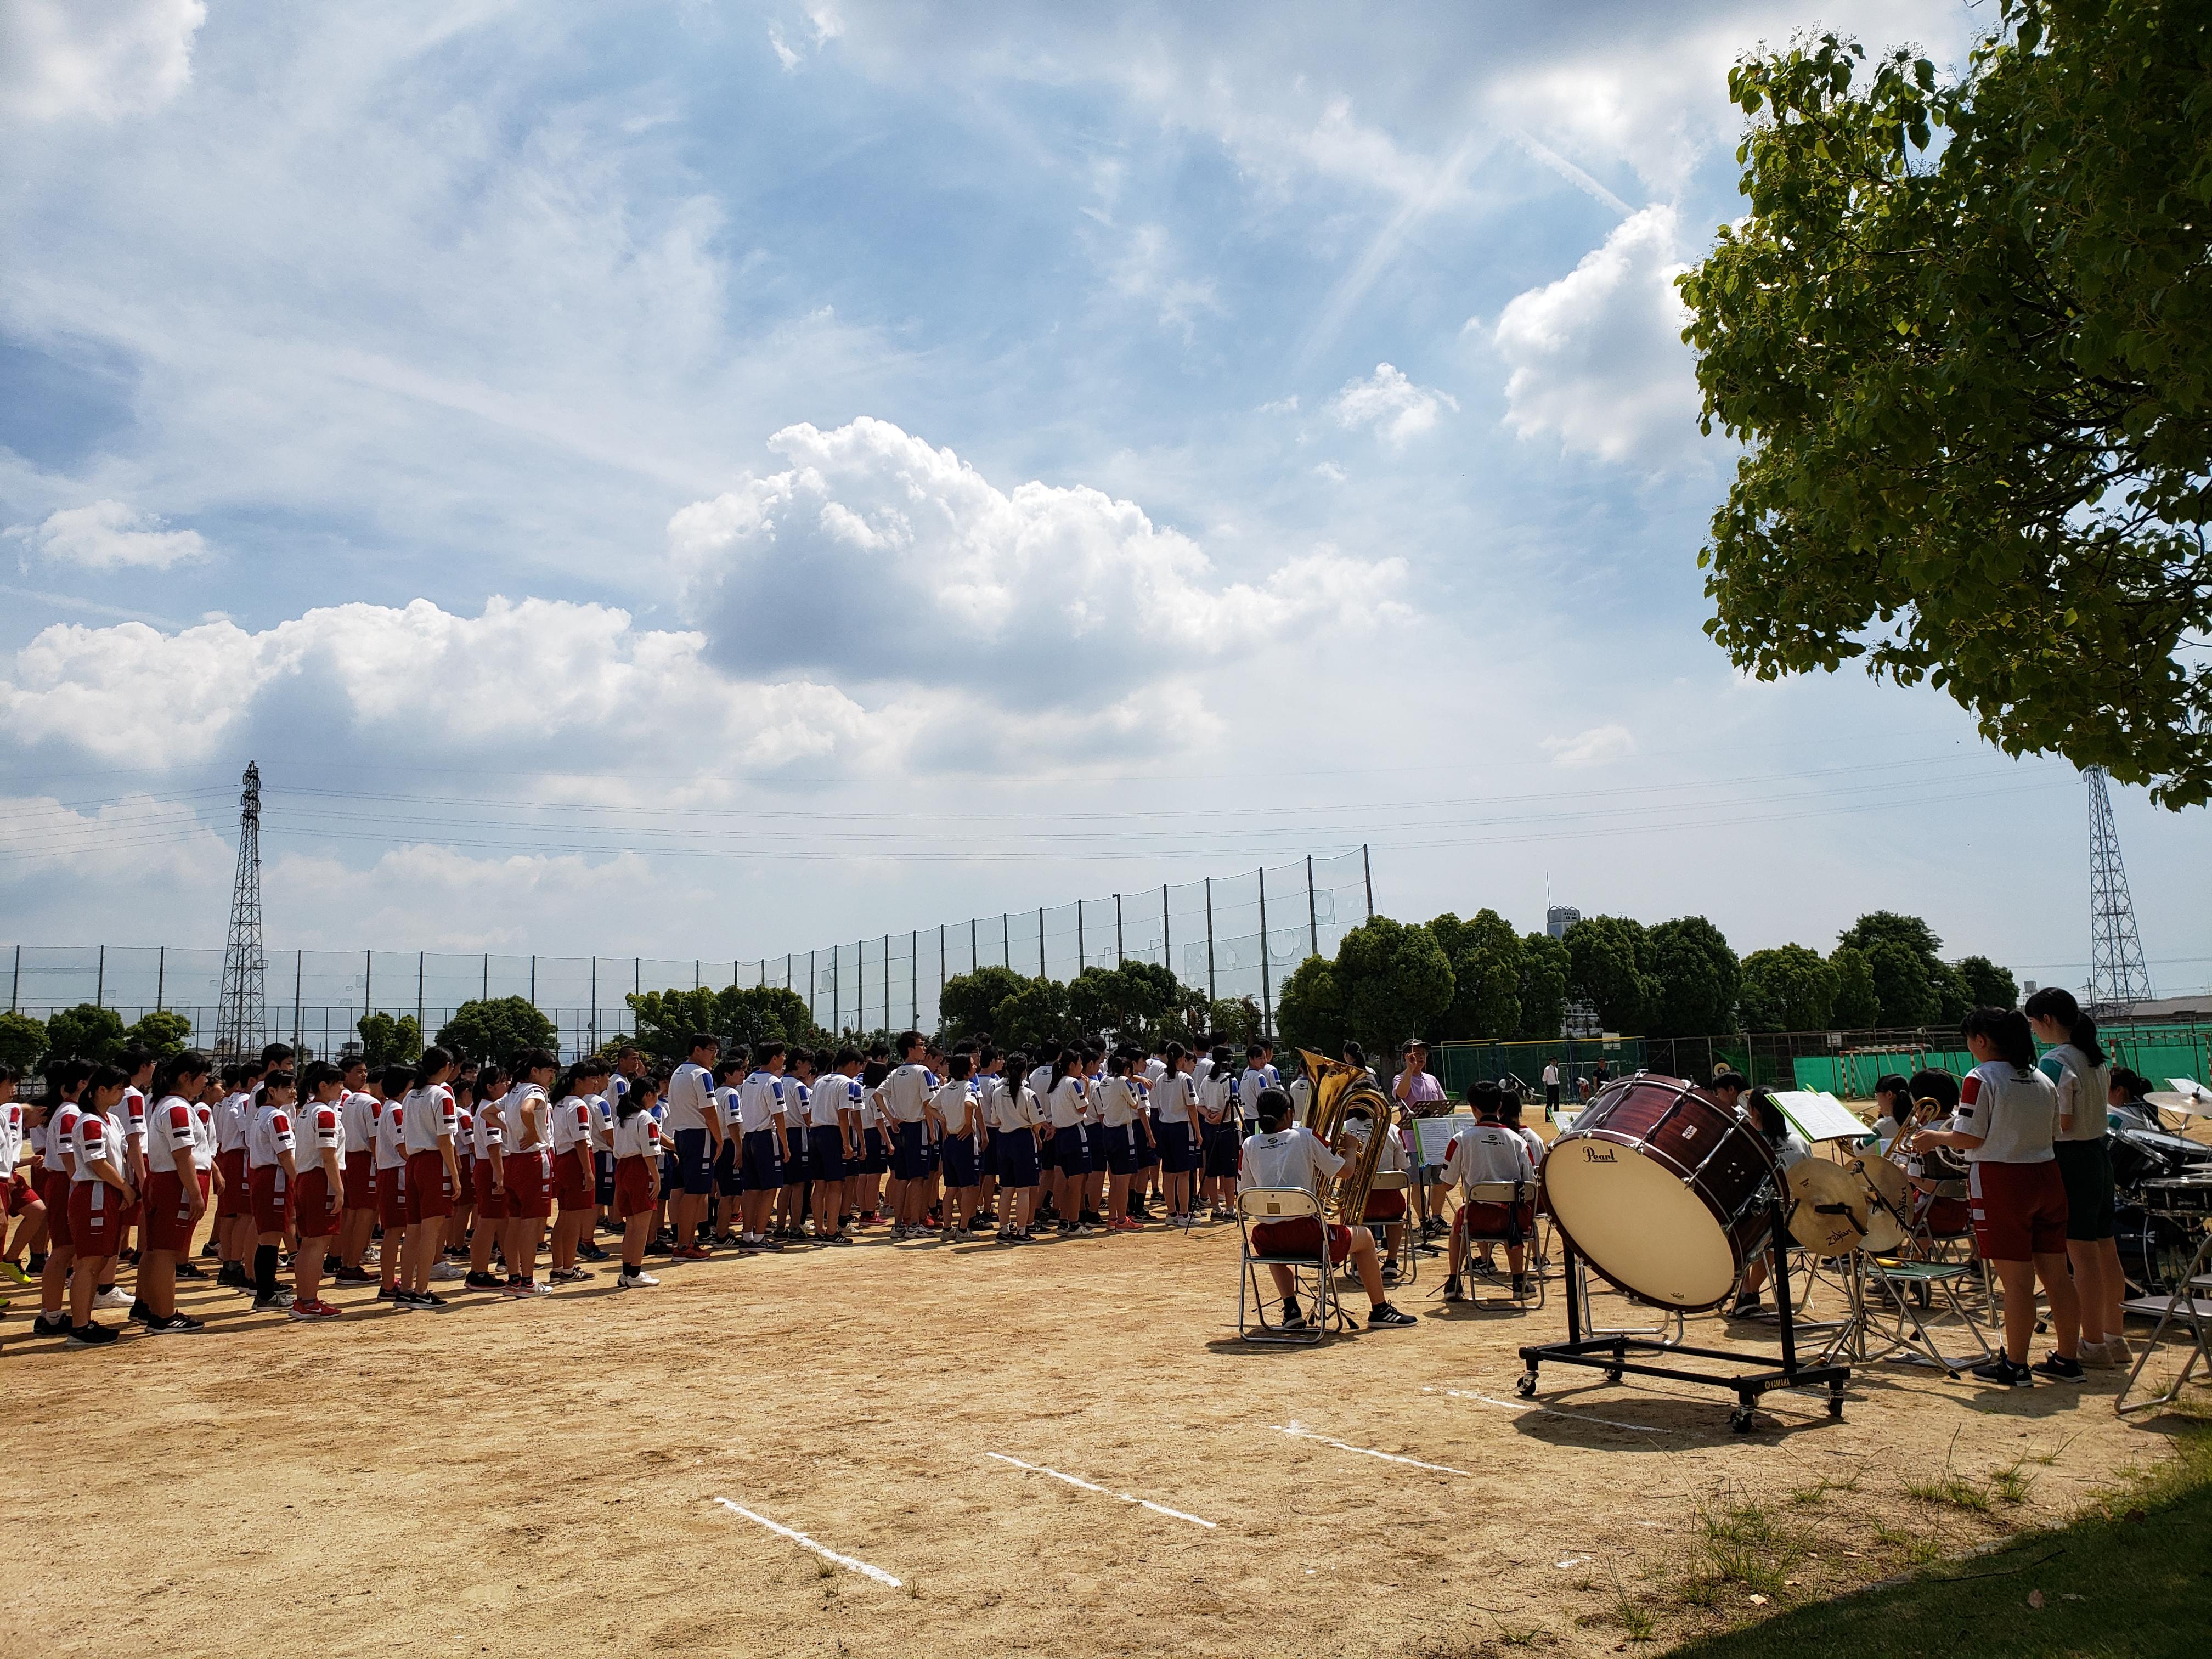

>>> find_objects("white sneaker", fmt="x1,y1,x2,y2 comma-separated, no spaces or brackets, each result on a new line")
94,1287,133,1310
618,1271,658,1289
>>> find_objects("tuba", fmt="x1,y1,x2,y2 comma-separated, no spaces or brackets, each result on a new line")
1296,1048,1397,1229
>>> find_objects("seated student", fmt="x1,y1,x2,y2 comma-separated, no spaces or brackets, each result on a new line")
1340,1103,1410,1285
1440,1093,1536,1301
1900,1067,1970,1243
1868,1074,1912,1150
1912,1008,2083,1387
1728,1090,1807,1317
1709,1070,1750,1114
1239,1088,1418,1330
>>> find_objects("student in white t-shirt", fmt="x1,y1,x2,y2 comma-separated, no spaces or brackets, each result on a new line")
335,1057,381,1286
1238,1089,1417,1331
1439,1094,1535,1300
2027,986,2126,1368
931,1053,983,1240
287,1061,347,1321
989,1050,1045,1240
1150,1043,1200,1226
547,1061,606,1285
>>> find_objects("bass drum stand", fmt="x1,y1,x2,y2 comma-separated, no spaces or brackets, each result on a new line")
1515,1195,1850,1434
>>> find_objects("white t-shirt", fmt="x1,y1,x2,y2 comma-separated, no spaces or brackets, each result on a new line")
2040,1043,2112,1143
471,1091,506,1160
813,1075,859,1130
302,1098,346,1161
1153,1073,1195,1126
1195,1072,1235,1124
879,1063,933,1125
506,1083,550,1154
612,1109,662,1161
215,1092,250,1154
401,1084,457,1155
374,1096,408,1171
247,1100,296,1170
50,1103,83,1176
587,1095,614,1153
551,1095,594,1155
1046,1076,1086,1131
935,1080,977,1138
1954,1063,2059,1164
713,1084,743,1136
1237,1125,1342,1196
145,1094,200,1176
190,1097,217,1170
1026,1064,1055,1108
117,1085,149,1149
786,1080,812,1128
667,1061,715,1134
1442,1124,1533,1190
736,1071,785,1133
1238,1066,1272,1121
72,1108,123,1184
341,1091,379,1156
1098,1075,1143,1128
1514,1125,1546,1169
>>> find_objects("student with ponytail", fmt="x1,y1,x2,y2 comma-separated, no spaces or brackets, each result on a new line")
397,1047,462,1310
137,1051,212,1334
2026,986,2128,1368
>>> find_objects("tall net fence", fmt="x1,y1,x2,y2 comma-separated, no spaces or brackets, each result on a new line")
3,848,1374,1061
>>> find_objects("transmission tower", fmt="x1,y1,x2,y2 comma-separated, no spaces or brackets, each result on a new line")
2084,765,2154,1017
215,761,267,1059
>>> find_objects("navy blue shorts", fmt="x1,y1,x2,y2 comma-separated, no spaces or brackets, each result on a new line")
941,1135,981,1189
863,1126,889,1175
807,1124,846,1183
997,1130,1041,1188
594,1149,616,1206
659,1150,678,1200
673,1127,714,1195
1201,1121,1240,1178
1136,1122,1160,1169
740,1128,783,1190
1155,1119,1196,1173
893,1120,930,1181
713,1134,743,1197
1103,1122,1141,1176
781,1124,808,1186
1053,1124,1092,1176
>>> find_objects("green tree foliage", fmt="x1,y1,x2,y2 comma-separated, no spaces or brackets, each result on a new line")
622,985,827,1064
356,1012,423,1069
1837,912,1946,963
1957,955,2020,1010
1429,909,1523,1041
1331,917,1453,1058
1564,916,1652,1032
1066,961,1185,1045
1645,916,1741,1037
938,965,1030,1041
1207,996,1265,1047
1680,4,2212,805
0,1010,47,1074
1516,932,1572,1041
1829,946,1881,1029
123,1009,194,1059
1863,941,1938,1028
435,997,557,1068
44,1003,126,1063
1737,945,1838,1032
991,978,1072,1053
1275,955,1346,1058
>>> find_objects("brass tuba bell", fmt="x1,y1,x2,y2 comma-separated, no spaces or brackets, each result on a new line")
1295,1048,1397,1231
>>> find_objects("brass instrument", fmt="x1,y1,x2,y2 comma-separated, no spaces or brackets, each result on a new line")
1296,1048,1397,1230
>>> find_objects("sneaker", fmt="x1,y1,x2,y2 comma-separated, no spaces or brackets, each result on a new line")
821,1232,855,1246
375,1283,400,1301
617,1269,659,1289
1971,1356,2034,1388
546,1268,585,1285
94,1286,132,1311
671,1245,712,1261
431,1261,466,1281
1442,1278,1465,1302
578,1244,612,1262
66,1321,119,1346
332,1265,376,1285
500,1279,550,1297
200,1238,222,1258
0,1260,29,1286
218,1263,250,1290
1729,1294,1763,1319
1380,1263,1401,1286
1511,1274,1534,1298
1073,1223,1098,1238
252,1292,295,1312
33,1311,71,1336
1367,1302,1419,1328
2033,1353,2086,1384
145,1312,206,1335
128,1296,153,1323
1279,1300,1308,1332
287,1299,342,1322
174,1261,208,1280
415,1291,449,1309
2083,1339,2131,1369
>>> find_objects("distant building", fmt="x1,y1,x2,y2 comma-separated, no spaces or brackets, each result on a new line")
1547,905,1581,940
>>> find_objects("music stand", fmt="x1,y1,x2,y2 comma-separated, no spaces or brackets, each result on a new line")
1515,1193,1850,1434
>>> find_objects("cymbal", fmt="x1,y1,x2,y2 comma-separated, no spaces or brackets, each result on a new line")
1843,1150,1910,1210
1785,1159,1869,1256
2146,1091,2208,1115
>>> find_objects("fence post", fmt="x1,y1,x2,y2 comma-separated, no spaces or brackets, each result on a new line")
531,954,538,1007
1115,893,1124,964
482,952,489,1000
417,951,425,1037
1001,912,1008,967
1204,878,1216,1002
157,945,167,1012
882,934,890,1030
1161,883,1171,978
1037,907,1045,978
1077,901,1085,972
294,949,303,1048
1307,854,1319,957
970,917,977,973
856,940,864,1034
1257,865,1272,1036
96,944,105,1007
1362,843,1374,918
9,944,18,1012
910,930,918,1028
361,947,370,1022
590,956,597,1053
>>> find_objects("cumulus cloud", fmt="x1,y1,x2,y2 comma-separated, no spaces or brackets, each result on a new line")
0,0,205,122
1490,205,1702,468
1543,724,1635,767
1328,363,1458,448
667,416,1410,704
8,500,210,570
0,791,232,886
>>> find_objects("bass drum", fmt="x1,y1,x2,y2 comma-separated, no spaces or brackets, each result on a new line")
1542,1074,1779,1311
2114,1205,2200,1297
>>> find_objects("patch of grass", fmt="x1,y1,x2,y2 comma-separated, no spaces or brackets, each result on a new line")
1872,1521,1946,1566
1787,1465,1865,1508
1987,1459,2038,1506
1683,1486,1808,1606
1492,1621,1541,1647
1905,1472,1994,1512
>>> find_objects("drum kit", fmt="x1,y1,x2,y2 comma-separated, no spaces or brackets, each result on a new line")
1518,1074,1849,1432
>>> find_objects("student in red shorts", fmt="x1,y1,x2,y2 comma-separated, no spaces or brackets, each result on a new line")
611,1074,663,1289
1911,1007,2082,1387
398,1047,462,1311
1238,1088,1417,1331
245,1069,300,1312
287,1061,347,1321
66,1065,136,1346
547,1060,606,1285
500,1049,558,1297
335,1057,381,1286
137,1051,213,1335
32,1059,91,1336
371,1064,411,1301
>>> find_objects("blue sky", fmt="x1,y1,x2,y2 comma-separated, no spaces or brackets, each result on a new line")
2,0,2206,998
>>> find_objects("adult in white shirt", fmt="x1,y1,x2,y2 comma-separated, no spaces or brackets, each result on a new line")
664,1034,723,1257
1541,1060,1561,1115
1238,1088,1417,1331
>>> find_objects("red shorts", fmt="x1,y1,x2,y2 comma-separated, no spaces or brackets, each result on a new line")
1361,1188,1408,1223
405,1150,453,1222
143,1169,198,1252
1915,1188,1972,1237
472,1158,510,1221
554,1149,592,1210
1969,1160,2068,1261
376,1165,408,1230
42,1167,73,1248
1458,1200,1538,1241
215,1148,249,1219
506,1149,552,1220
3,1168,37,1219
614,1155,657,1220
248,1163,294,1236
342,1151,377,1211
296,1167,342,1238
69,1180,125,1259
1252,1216,1353,1265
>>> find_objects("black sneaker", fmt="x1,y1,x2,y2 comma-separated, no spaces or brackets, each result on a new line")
1972,1356,2034,1388
33,1311,70,1336
2033,1353,2086,1384
252,1293,294,1312
200,1238,222,1258
1511,1274,1534,1298
464,1271,504,1290
332,1265,376,1285
1729,1294,1763,1319
128,1296,153,1323
416,1291,448,1308
145,1313,205,1335
174,1261,208,1280
375,1284,399,1301
1367,1303,1419,1328
66,1321,119,1346
578,1244,612,1262
1279,1300,1308,1331
1442,1278,1465,1302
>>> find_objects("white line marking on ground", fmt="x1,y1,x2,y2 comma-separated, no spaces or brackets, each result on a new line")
713,1498,902,1587
1271,1421,1470,1476
983,1453,1218,1528
1436,1387,1675,1434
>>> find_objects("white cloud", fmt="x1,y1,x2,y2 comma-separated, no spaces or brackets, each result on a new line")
1101,222,1223,341
667,416,1410,704
8,500,210,570
768,25,802,72
1491,205,1702,467
1312,460,1346,483
0,0,205,122
1328,363,1458,448
1543,724,1636,768
0,791,231,884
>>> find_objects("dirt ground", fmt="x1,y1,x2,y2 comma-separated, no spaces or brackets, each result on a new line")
2,1211,2198,1659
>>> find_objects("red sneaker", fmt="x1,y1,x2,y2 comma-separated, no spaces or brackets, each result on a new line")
672,1245,713,1261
